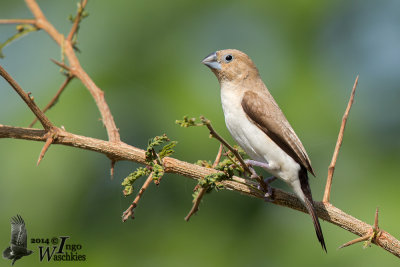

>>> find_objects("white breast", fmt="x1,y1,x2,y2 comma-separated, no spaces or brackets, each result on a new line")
220,84,300,184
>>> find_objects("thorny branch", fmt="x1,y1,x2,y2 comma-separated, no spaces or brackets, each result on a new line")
67,0,88,42
1,123,400,257
1,0,121,142
0,65,53,130
29,74,74,128
1,0,399,260
323,76,359,203
122,172,154,222
184,144,224,221
339,208,382,249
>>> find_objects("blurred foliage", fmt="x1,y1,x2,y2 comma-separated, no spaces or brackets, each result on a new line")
1,0,400,266
122,134,176,196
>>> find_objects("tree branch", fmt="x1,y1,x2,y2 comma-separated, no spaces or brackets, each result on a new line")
0,19,36,24
29,74,74,128
24,0,120,142
122,172,154,222
0,65,53,130
1,123,399,257
67,0,88,42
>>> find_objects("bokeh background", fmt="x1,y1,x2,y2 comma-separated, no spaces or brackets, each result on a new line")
1,0,400,266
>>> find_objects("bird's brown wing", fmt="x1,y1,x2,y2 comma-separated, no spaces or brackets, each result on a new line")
241,90,315,176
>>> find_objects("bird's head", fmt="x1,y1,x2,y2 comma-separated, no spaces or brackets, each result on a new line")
202,49,260,84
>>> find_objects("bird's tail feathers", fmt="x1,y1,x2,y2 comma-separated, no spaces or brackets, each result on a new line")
304,196,327,252
299,167,327,252
3,247,12,259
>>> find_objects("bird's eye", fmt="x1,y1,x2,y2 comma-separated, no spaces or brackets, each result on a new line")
224,54,233,63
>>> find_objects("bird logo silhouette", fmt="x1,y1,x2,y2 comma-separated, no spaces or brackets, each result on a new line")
3,215,33,265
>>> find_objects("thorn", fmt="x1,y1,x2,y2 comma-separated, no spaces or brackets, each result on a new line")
339,235,370,249
110,160,116,180
212,144,223,168
37,135,54,166
374,207,379,230
338,207,382,250
50,58,71,72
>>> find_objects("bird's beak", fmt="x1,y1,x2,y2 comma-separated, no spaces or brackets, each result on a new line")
201,52,221,70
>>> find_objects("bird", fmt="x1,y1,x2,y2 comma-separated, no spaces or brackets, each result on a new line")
3,215,33,265
202,49,326,251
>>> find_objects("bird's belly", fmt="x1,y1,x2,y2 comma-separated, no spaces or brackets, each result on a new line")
224,110,300,182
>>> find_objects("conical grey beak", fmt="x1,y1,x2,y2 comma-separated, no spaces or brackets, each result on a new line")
201,52,221,70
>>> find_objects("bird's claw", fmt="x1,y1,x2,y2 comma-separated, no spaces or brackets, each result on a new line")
257,178,275,202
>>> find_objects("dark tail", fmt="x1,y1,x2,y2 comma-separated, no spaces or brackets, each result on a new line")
299,166,327,252
2,247,12,259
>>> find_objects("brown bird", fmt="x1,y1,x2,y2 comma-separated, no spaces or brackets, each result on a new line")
202,49,326,251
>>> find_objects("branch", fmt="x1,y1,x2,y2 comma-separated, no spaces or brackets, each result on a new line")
29,75,74,128
122,172,154,222
67,0,88,42
184,186,207,222
1,124,400,257
323,76,359,203
0,19,36,24
23,0,120,142
0,65,53,130
185,144,224,221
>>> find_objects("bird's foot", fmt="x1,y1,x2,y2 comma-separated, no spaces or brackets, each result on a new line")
244,159,270,179
245,159,270,170
257,176,277,202
244,160,276,202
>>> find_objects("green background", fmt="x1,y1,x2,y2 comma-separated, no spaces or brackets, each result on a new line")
1,0,400,266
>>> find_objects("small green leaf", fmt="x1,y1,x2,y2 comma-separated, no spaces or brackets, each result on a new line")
152,163,164,181
121,167,150,196
175,116,203,127
159,141,177,159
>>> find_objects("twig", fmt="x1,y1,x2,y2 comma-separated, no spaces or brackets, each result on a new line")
0,19,36,24
323,76,359,203
0,65,53,130
200,116,250,174
29,75,74,128
67,0,88,42
200,116,268,191
122,172,154,222
185,144,223,221
184,187,208,221
0,24,38,58
212,144,223,168
50,58,71,72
